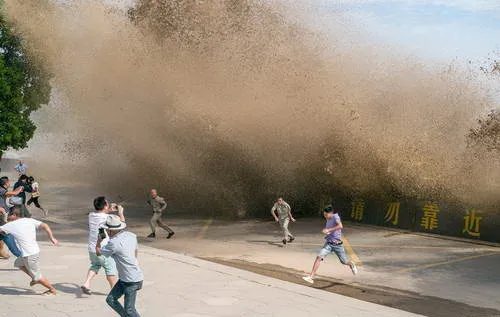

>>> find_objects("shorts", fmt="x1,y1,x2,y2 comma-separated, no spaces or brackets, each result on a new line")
15,253,42,281
89,252,117,276
317,241,349,264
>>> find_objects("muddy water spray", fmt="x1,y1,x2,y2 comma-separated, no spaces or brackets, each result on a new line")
3,0,498,216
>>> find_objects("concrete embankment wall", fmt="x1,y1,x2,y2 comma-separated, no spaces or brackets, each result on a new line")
333,197,500,243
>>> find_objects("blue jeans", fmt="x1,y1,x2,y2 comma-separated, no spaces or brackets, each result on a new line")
106,280,143,317
317,241,349,264
0,233,21,257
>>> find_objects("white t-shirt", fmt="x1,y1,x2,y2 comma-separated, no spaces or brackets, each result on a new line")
0,218,42,257
88,212,110,253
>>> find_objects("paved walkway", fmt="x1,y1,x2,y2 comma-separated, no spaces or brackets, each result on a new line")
0,241,425,317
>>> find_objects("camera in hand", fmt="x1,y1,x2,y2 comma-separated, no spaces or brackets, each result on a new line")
98,227,106,240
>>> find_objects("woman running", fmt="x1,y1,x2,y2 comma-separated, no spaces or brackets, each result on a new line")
27,176,47,217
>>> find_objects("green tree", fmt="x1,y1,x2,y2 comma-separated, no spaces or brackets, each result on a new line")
0,13,51,158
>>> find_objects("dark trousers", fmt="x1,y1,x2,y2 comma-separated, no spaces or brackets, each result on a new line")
27,196,42,209
0,233,21,257
106,279,143,317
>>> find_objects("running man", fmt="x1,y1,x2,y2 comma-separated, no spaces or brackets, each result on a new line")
0,206,59,295
271,197,296,244
302,205,357,284
14,160,28,176
0,177,24,258
97,214,144,317
147,189,174,239
13,175,32,205
81,196,124,295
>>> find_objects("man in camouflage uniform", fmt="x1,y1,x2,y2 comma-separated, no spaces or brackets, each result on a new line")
147,189,174,239
271,197,296,244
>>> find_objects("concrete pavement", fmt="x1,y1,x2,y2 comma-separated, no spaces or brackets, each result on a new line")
130,217,500,316
0,241,425,317
1,157,496,316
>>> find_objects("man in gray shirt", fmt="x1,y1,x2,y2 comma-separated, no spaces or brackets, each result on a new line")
96,215,144,317
146,189,174,239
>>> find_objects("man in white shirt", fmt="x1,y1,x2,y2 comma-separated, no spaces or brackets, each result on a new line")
0,206,59,295
81,196,125,295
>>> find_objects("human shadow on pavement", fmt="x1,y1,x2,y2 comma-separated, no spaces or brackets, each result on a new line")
246,240,285,248
0,286,37,295
0,268,18,272
311,279,344,290
53,283,107,298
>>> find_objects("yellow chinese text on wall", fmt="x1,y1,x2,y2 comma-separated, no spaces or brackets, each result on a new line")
351,199,365,221
463,210,482,238
385,202,400,226
420,203,439,230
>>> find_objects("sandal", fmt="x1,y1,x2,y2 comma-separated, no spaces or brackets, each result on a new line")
80,285,92,295
42,289,57,296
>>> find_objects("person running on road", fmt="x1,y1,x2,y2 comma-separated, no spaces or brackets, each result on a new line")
147,189,174,239
302,205,357,284
14,160,28,176
271,197,296,244
26,176,47,217
0,206,59,295
0,177,23,258
96,214,144,317
13,175,32,205
81,196,124,295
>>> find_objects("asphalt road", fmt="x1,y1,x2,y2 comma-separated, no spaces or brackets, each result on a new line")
125,217,500,315
1,157,499,316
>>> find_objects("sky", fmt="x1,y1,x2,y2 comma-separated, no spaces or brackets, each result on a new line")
57,0,500,63
305,0,500,62
51,0,500,66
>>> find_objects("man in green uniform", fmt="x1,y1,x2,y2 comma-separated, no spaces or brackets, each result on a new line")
147,189,174,239
271,197,296,244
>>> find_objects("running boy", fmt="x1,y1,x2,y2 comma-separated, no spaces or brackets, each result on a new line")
302,205,357,284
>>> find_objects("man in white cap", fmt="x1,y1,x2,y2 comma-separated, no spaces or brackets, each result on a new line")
96,214,143,317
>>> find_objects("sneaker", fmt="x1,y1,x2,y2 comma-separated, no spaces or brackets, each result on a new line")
288,237,295,243
80,286,92,295
147,233,156,238
350,263,358,275
302,276,314,284
282,239,287,245
166,232,175,239
43,289,57,296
